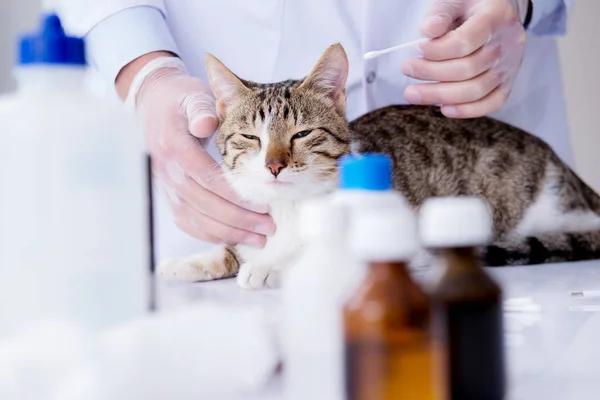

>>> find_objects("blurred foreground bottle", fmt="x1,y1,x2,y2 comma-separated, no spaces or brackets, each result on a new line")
282,154,407,400
0,14,149,338
419,197,506,400
343,203,446,400
330,153,408,297
281,197,348,400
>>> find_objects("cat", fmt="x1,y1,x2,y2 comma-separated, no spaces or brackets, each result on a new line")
158,43,600,289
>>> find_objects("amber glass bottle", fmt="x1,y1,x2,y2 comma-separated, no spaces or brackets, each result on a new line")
343,204,445,400
420,197,506,400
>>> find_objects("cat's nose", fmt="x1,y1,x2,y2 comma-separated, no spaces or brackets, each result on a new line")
266,160,287,177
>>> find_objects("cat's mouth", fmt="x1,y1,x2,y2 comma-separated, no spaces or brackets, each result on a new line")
267,179,293,186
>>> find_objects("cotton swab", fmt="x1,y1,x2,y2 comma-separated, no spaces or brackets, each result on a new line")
363,38,431,60
569,290,600,298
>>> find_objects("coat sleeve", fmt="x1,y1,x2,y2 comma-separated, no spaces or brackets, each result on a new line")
528,0,574,36
55,1,180,83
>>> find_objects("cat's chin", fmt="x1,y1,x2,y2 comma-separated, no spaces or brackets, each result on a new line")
229,178,334,204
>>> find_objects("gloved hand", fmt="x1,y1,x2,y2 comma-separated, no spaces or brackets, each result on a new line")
402,0,530,118
123,54,275,247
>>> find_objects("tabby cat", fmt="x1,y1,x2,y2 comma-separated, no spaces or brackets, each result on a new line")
158,43,600,289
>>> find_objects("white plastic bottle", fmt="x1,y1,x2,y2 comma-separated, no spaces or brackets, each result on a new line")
0,14,149,337
280,197,349,400
329,153,411,296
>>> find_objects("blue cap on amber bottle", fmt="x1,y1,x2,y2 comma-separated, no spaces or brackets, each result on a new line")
338,153,393,191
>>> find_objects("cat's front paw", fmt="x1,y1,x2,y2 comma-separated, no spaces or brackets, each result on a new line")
236,262,281,290
157,245,240,283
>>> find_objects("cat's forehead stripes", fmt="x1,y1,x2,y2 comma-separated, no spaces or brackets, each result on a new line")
250,80,304,126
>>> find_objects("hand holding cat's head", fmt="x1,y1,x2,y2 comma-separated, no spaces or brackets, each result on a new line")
204,44,351,204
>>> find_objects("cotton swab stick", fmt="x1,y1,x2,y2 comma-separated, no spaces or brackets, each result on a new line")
363,38,431,60
569,290,600,298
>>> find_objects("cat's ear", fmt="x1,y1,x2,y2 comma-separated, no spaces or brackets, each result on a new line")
298,43,349,116
205,54,250,118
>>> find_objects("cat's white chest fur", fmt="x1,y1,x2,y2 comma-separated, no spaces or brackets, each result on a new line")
235,200,304,288
237,200,302,264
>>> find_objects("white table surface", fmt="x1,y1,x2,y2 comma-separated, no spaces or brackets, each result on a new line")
155,260,600,400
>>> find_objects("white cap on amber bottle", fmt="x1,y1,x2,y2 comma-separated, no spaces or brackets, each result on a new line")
418,196,493,248
349,201,418,262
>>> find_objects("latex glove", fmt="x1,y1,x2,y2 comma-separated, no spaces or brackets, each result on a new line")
125,56,275,247
402,0,530,118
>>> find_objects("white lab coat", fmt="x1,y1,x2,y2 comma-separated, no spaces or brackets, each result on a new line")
55,0,574,261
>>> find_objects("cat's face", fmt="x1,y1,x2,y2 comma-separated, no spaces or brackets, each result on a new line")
205,44,351,204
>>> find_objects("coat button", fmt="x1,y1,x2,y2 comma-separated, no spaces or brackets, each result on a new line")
366,71,376,83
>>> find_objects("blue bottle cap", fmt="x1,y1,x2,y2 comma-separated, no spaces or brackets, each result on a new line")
338,153,393,191
18,13,86,66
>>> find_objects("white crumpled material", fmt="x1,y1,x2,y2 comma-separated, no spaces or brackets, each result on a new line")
0,303,280,400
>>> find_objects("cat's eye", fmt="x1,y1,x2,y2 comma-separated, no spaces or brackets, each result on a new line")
292,130,312,140
241,134,260,141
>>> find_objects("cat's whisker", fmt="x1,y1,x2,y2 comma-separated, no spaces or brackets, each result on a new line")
206,168,246,184
213,159,227,167
216,172,240,181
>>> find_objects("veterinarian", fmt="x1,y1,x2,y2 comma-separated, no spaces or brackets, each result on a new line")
56,0,574,260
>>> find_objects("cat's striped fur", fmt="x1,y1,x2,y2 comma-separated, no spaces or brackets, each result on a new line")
158,44,600,289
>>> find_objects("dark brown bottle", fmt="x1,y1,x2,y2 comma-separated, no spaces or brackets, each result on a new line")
432,247,505,400
343,205,446,400
420,197,506,400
